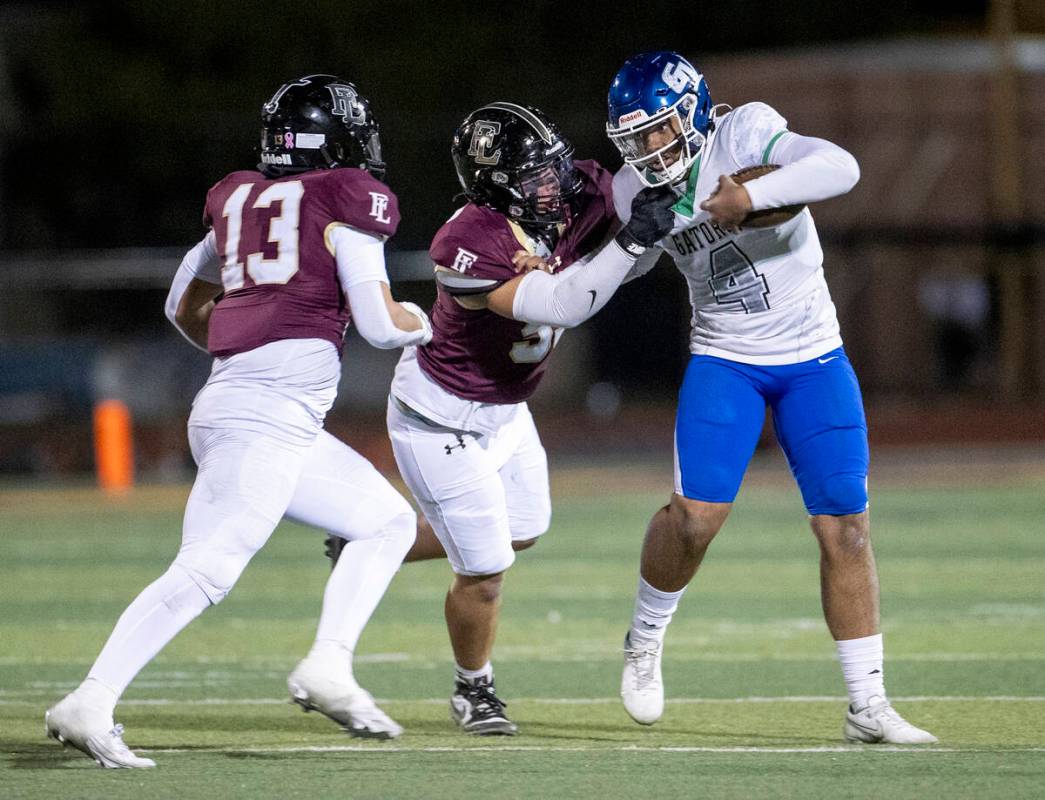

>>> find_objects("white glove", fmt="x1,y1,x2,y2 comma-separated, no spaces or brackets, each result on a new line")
399,301,433,345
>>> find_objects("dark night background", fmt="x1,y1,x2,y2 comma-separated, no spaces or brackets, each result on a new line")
1,0,990,252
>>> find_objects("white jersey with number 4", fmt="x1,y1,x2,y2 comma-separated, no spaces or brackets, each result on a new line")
613,102,846,365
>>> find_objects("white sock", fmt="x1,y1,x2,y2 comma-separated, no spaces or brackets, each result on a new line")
836,633,886,710
630,576,685,644
304,640,356,685
455,661,493,683
87,564,212,697
313,515,413,653
72,677,119,714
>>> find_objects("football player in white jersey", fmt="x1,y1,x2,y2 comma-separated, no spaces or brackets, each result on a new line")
606,51,936,745
44,75,433,768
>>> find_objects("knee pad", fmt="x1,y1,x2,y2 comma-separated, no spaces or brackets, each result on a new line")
805,472,868,516
508,499,550,544
173,518,268,604
160,563,214,612
172,557,236,605
452,541,516,578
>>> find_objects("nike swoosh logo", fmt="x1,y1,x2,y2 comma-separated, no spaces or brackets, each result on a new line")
818,356,839,364
847,718,881,735
587,290,598,311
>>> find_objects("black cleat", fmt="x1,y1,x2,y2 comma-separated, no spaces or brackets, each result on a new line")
324,534,346,568
449,676,518,736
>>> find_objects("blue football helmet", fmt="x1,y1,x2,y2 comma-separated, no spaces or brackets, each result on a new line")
606,51,713,187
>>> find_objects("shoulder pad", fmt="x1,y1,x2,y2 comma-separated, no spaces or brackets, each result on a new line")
724,103,789,168
433,266,503,296
203,170,258,229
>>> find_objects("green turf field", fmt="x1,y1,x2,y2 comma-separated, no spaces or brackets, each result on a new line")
1,458,1043,799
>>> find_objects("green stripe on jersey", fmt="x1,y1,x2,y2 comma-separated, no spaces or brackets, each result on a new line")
761,131,787,164
671,156,703,217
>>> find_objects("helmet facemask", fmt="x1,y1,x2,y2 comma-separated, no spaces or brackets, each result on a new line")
325,124,385,180
607,93,705,188
504,152,583,230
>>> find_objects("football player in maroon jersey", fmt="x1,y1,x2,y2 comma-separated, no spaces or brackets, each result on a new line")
387,102,675,734
45,75,432,767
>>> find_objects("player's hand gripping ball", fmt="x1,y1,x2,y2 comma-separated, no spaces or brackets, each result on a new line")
706,165,805,229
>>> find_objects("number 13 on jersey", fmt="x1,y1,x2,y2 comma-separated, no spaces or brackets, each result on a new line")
220,180,304,291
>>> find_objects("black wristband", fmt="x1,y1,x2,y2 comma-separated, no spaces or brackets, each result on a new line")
614,227,647,258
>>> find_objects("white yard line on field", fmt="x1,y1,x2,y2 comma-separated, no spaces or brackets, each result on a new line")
140,744,1045,755
3,695,1044,706
2,651,1043,667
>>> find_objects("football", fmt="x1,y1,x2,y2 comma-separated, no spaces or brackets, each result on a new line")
731,164,806,228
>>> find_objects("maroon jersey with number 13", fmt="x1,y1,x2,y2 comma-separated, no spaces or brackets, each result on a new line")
203,167,399,358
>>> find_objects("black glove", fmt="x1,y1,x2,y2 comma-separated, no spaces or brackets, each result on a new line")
614,186,677,256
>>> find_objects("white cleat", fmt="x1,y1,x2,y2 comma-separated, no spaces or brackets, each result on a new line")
45,694,156,769
288,658,403,739
844,696,938,744
621,631,664,725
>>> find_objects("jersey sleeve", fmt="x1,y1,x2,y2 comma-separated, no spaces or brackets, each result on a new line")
575,159,616,220
726,102,790,169
202,175,230,229
429,209,519,296
326,169,401,240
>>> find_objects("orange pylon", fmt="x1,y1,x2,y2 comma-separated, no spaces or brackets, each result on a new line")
93,399,134,493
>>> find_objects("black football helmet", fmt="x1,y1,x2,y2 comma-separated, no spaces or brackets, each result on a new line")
258,74,385,179
451,102,583,230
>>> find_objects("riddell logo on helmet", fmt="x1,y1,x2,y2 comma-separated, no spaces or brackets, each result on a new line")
261,153,292,165
618,110,648,125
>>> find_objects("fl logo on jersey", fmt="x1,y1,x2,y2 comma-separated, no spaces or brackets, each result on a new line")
369,192,391,224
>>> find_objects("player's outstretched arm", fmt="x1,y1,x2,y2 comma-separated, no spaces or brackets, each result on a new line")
744,133,859,211
165,231,222,352
484,187,675,328
333,226,432,349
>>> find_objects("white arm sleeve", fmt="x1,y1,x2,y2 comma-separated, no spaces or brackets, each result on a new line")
742,133,860,211
510,239,636,328
345,280,430,349
332,226,430,349
622,248,661,284
164,230,220,352
332,225,393,291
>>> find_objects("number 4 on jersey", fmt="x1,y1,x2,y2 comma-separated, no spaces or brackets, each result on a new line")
707,241,770,313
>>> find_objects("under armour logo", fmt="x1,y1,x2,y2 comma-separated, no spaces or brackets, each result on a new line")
369,192,391,224
445,435,467,455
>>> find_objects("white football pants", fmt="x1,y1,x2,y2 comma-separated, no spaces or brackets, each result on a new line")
86,340,414,698
387,397,551,576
